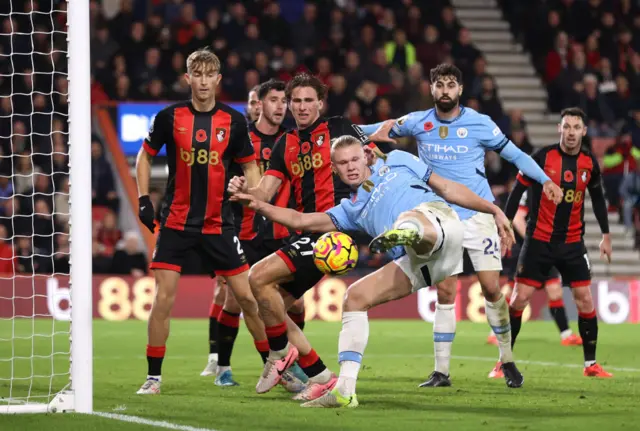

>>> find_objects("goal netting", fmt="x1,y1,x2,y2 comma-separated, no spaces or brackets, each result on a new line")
0,0,92,414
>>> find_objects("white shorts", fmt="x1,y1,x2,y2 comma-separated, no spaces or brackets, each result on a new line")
453,211,503,274
393,201,464,292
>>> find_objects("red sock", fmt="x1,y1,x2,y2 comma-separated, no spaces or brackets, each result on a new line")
265,322,288,351
548,299,564,309
298,349,326,379
254,339,269,363
210,303,223,318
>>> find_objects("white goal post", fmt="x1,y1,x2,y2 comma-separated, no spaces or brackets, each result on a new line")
0,0,92,414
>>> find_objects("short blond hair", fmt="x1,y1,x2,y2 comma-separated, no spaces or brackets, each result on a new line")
330,135,361,160
186,49,221,74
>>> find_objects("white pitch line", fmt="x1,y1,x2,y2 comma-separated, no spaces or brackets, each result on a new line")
93,412,221,431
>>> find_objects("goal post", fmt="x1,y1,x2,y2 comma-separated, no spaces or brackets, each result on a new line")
68,0,93,414
0,0,92,414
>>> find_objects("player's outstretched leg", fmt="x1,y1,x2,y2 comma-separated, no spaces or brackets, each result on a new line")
545,279,582,346
303,263,419,408
420,276,456,388
201,278,226,377
137,269,180,394
571,285,612,377
368,216,424,254
249,254,334,397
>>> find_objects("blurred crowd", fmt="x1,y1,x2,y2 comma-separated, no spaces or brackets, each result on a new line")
2,0,640,275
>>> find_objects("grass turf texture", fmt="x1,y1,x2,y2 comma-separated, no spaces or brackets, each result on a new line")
1,319,639,431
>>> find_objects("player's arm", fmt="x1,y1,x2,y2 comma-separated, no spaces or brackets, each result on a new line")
135,109,168,232
503,175,528,220
480,121,563,204
241,160,261,189
512,207,527,238
230,192,336,232
587,157,612,262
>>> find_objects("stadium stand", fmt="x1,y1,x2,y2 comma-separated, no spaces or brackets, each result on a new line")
2,0,639,275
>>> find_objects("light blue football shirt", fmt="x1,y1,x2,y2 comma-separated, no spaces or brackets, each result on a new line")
326,150,445,258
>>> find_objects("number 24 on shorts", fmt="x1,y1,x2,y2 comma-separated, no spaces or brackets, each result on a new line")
482,238,499,255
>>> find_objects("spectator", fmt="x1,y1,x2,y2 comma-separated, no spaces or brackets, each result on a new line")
478,76,507,129
451,28,480,80
584,32,601,69
97,209,122,254
292,2,318,60
620,161,640,232
53,233,70,274
237,22,270,66
545,31,571,85
326,75,349,117
354,25,377,68
603,135,635,214
54,175,70,226
15,236,51,274
609,75,634,128
13,154,43,195
110,231,148,276
416,25,447,75
222,2,247,50
439,6,460,44
0,224,14,275
91,139,119,212
259,2,289,49
91,25,119,72
384,29,416,72
33,198,54,253
580,74,616,137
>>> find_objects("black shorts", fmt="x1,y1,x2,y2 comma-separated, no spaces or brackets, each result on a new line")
241,237,289,266
503,242,561,285
275,233,325,299
515,237,590,289
151,227,249,277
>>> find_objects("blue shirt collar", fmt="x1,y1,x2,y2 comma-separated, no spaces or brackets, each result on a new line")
434,106,466,124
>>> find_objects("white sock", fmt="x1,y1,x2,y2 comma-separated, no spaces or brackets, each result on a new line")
208,353,218,363
585,360,596,367
336,311,369,397
433,303,456,376
147,375,161,382
309,367,333,384
560,329,573,340
485,295,513,363
216,365,231,375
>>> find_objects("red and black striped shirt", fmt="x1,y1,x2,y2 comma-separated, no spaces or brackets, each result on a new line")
231,123,293,241
265,116,368,214
505,143,609,243
142,101,256,234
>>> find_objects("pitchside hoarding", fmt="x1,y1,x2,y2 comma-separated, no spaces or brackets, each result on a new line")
4,273,639,324
117,102,247,156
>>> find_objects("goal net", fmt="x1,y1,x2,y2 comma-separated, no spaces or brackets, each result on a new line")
0,0,92,414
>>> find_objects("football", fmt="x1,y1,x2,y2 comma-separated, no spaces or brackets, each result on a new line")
313,232,359,275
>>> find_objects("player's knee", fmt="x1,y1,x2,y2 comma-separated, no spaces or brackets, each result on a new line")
343,285,371,312
509,288,530,310
248,262,269,294
572,288,594,312
289,297,305,314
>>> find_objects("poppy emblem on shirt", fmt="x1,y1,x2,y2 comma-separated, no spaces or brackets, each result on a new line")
195,129,207,143
301,141,311,154
262,147,272,160
424,122,434,132
216,128,226,142
564,170,574,182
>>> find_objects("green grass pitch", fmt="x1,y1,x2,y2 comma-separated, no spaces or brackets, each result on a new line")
1,319,640,430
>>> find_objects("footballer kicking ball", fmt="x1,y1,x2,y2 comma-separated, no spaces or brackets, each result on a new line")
313,232,359,275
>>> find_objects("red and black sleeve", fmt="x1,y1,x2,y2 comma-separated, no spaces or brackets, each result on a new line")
229,116,256,164
587,155,610,234
142,108,170,156
264,134,290,182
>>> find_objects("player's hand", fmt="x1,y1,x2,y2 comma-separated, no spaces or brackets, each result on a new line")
543,181,563,204
227,176,247,195
229,192,259,210
138,195,155,233
600,233,612,263
363,144,385,166
493,208,515,256
368,119,397,145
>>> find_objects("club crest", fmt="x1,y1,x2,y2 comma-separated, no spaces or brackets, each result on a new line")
216,128,226,142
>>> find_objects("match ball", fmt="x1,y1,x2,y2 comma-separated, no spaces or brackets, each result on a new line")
313,232,358,275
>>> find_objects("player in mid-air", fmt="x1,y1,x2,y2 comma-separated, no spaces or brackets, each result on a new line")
227,73,374,401
134,48,271,394
201,80,307,391
504,107,613,378
358,63,563,388
230,136,515,407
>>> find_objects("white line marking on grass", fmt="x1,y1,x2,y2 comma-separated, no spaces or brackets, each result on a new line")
93,412,221,431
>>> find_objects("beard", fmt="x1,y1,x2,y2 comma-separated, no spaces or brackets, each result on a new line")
435,96,458,113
